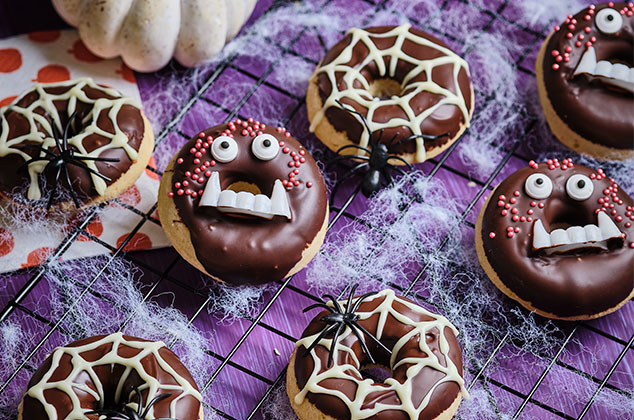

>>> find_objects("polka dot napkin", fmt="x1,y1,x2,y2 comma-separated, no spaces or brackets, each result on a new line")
0,29,169,272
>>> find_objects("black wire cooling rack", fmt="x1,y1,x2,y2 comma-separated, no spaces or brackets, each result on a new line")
0,1,632,419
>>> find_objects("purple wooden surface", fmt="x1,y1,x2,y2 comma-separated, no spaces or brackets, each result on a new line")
0,1,633,420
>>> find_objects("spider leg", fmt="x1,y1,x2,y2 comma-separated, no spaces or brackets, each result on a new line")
353,322,392,356
303,323,339,355
20,145,57,158
330,162,369,204
133,385,144,415
347,322,375,365
46,166,62,210
303,302,336,313
327,322,346,368
141,392,172,419
326,153,369,171
50,121,64,153
335,100,373,143
345,284,359,314
63,111,78,150
381,168,393,187
63,164,81,209
335,144,372,156
387,155,413,170
349,291,378,314
68,160,113,182
74,155,120,162
323,294,344,314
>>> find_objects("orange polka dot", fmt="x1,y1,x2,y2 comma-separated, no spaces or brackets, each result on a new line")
0,228,15,257
78,216,104,242
145,156,159,180
68,40,102,63
32,64,71,83
0,48,22,73
117,184,142,207
116,63,136,83
116,232,152,252
28,30,62,43
22,247,54,269
0,95,17,107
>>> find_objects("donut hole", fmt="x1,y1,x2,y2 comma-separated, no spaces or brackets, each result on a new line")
367,78,402,99
548,206,594,230
359,365,392,382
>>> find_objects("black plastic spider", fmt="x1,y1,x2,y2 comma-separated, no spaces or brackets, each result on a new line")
302,284,392,368
328,100,448,200
85,386,175,420
18,111,120,209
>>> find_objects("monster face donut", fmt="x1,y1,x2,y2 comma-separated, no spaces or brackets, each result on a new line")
476,159,634,320
306,24,474,164
0,78,154,209
287,288,467,420
19,333,203,420
158,119,328,286
536,3,634,160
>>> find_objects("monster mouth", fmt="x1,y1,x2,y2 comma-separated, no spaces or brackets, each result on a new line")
532,212,624,255
573,47,634,93
198,171,291,220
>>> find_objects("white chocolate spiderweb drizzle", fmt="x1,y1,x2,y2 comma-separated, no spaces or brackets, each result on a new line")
24,333,202,419
310,24,471,162
0,78,140,201
294,289,468,419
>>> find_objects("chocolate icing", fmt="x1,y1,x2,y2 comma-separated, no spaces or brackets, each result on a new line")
541,2,634,150
293,290,464,420
315,25,473,157
21,333,201,420
169,120,328,285
480,160,634,318
0,80,145,205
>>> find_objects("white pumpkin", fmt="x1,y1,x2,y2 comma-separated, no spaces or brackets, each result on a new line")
51,0,257,72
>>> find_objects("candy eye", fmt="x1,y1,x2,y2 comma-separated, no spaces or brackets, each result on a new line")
566,174,594,201
211,136,238,163
251,134,280,161
525,173,553,199
595,8,623,34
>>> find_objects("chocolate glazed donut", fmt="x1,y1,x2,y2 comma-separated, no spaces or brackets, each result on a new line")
288,289,466,420
476,159,634,320
537,2,634,159
307,24,474,164
0,78,152,208
19,333,203,420
158,119,328,285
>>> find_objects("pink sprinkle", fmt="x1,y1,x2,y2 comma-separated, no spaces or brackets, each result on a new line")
190,148,197,154
617,216,624,222
513,215,519,222
520,216,526,222
184,171,191,177
177,158,184,164
499,195,507,200
199,133,205,138
242,129,248,136
552,64,560,70
630,243,634,249
306,182,313,188
498,200,505,207
551,50,560,56
489,232,496,239
177,189,184,196
168,192,174,197
501,210,508,216
538,203,545,208
283,147,290,154
575,41,582,47
510,197,517,204
528,209,534,215
505,203,511,209
514,227,520,233
205,171,211,177
507,231,514,238
282,180,288,186
288,162,295,167
285,132,291,137
514,191,520,197
193,158,200,164
210,161,216,166
626,222,631,228
566,33,573,39
175,182,181,188
294,180,300,186
527,217,533,222
294,169,300,174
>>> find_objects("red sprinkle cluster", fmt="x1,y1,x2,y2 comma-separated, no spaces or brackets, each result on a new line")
550,4,634,71
546,157,574,171
168,118,313,199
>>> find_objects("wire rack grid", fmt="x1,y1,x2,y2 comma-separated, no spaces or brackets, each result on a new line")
0,0,633,419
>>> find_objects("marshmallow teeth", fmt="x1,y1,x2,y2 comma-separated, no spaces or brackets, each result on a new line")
573,46,634,93
532,212,623,255
199,172,291,220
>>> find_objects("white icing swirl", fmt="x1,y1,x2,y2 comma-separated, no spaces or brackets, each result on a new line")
294,289,468,419
0,78,141,200
310,24,471,162
24,332,202,419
